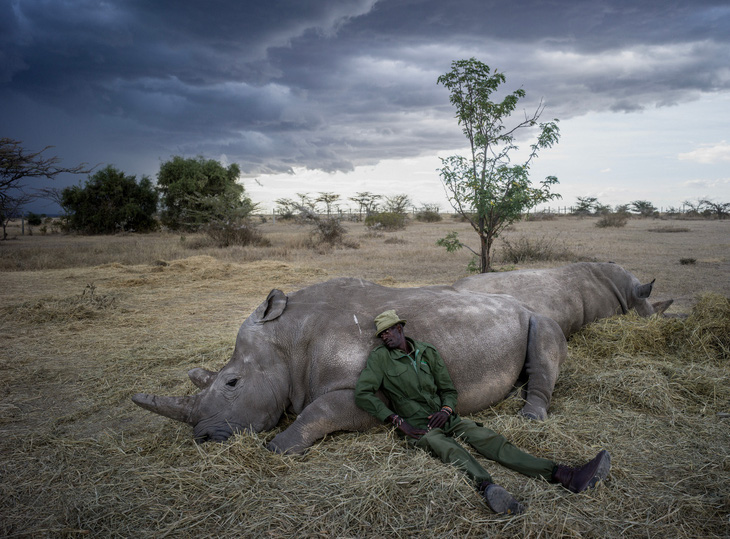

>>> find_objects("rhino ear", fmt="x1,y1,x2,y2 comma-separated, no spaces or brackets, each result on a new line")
635,278,656,299
255,289,288,323
188,367,218,389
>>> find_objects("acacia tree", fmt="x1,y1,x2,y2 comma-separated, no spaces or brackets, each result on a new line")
629,200,657,217
700,199,730,220
316,192,340,216
1,138,91,239
436,58,561,272
349,192,382,219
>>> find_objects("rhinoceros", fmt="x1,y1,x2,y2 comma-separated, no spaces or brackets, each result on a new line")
453,262,673,338
133,278,567,454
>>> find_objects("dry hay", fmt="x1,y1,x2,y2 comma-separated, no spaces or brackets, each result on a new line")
2,286,729,537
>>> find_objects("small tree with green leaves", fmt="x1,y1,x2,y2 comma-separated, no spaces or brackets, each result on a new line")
436,58,561,272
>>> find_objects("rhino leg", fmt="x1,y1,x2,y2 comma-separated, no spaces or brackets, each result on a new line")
520,314,567,420
267,389,377,454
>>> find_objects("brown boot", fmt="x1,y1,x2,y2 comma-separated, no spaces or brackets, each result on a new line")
552,450,611,493
478,481,525,515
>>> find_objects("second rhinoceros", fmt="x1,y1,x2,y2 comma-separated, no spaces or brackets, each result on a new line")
453,262,673,338
133,278,566,454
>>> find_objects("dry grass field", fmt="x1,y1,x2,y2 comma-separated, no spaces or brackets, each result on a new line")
1,215,729,537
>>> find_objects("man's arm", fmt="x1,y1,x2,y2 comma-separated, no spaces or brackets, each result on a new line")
354,353,395,422
426,345,458,411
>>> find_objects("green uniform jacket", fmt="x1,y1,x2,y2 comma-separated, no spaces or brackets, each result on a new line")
355,338,459,429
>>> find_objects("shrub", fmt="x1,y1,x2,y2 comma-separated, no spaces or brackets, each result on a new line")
649,226,691,233
595,212,629,228
61,165,158,234
365,212,407,231
525,210,557,221
415,205,442,222
204,221,270,247
311,217,347,246
26,212,43,226
500,235,576,264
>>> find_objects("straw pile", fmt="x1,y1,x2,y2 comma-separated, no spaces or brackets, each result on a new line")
1,254,728,537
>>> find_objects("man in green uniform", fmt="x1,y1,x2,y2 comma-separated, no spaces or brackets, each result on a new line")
355,310,611,515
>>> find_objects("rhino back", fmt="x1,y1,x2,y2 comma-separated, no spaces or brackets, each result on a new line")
453,263,634,337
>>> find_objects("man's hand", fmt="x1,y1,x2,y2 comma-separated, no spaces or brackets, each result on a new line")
388,414,427,440
399,421,428,439
427,406,453,430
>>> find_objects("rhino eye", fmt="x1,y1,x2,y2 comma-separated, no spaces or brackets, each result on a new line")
226,378,239,387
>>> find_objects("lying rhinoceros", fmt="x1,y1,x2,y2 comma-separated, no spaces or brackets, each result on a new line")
453,262,673,338
133,278,566,454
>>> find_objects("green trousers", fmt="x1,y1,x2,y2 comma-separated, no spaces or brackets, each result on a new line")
411,418,555,485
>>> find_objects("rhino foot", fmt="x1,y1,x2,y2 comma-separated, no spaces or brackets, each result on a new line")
519,404,547,421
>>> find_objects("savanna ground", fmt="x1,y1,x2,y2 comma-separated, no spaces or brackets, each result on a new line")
1,215,728,537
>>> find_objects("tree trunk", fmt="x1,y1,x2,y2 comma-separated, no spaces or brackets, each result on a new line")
479,233,489,273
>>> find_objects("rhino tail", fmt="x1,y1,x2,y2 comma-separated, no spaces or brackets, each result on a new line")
132,393,197,425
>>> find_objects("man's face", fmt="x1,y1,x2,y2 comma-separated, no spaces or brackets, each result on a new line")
379,324,406,350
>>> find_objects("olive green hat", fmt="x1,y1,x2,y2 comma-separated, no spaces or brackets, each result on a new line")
374,310,406,337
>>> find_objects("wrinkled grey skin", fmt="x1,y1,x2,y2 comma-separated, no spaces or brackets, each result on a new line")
133,278,566,454
453,262,673,338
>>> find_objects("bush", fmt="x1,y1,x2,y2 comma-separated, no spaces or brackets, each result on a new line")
26,212,43,226
157,156,255,231
500,235,576,264
415,205,442,222
311,217,346,246
595,212,629,228
204,221,270,247
525,210,557,221
365,212,407,231
61,165,158,234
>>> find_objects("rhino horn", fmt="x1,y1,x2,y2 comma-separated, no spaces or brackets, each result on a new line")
132,393,197,425
635,278,656,299
188,367,218,389
652,299,674,315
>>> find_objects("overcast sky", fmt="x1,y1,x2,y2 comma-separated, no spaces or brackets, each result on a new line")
3,0,729,214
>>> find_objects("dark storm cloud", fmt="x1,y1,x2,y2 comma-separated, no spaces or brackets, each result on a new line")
2,0,729,180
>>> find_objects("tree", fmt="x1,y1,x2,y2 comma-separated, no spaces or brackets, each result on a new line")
384,194,412,215
436,58,561,272
1,138,91,239
699,199,730,220
629,200,657,217
316,192,340,216
573,196,598,216
157,156,253,230
61,165,158,234
275,198,298,220
349,192,382,218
